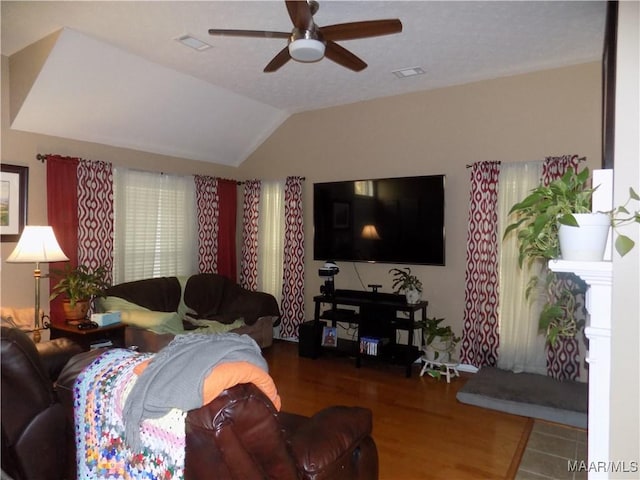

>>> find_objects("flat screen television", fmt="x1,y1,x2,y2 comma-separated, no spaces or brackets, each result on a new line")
313,175,445,265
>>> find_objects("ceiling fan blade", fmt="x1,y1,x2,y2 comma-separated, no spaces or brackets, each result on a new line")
321,19,403,41
208,29,290,39
285,0,314,30
324,41,367,72
264,46,292,72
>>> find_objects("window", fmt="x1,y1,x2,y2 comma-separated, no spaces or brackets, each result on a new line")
257,180,285,305
113,168,197,283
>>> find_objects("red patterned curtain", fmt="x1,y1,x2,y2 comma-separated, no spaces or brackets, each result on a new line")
47,156,114,324
280,176,305,339
77,160,113,284
195,175,219,274
460,161,501,368
541,154,584,380
194,176,238,279
541,155,582,183
240,180,261,291
46,155,80,324
217,179,237,281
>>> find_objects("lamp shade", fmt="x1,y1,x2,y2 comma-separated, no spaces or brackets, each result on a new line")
6,226,69,263
361,224,381,240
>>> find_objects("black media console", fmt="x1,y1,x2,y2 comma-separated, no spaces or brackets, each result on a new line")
313,289,428,377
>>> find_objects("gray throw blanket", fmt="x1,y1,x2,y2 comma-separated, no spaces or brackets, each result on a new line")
123,332,267,451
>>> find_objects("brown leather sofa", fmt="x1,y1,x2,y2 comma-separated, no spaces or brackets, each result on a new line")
100,274,281,351
2,327,379,479
0,326,83,480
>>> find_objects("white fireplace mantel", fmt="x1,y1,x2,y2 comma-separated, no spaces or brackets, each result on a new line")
548,259,612,479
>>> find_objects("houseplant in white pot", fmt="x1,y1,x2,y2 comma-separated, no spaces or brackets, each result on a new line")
389,267,423,304
505,166,639,346
504,167,603,262
505,166,640,262
418,317,460,363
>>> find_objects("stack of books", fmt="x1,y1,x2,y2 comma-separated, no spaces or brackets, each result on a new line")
360,336,384,356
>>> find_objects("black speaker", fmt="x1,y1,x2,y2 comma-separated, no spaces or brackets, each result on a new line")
298,321,325,359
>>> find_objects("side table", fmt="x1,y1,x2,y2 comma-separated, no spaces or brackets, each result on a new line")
49,322,126,351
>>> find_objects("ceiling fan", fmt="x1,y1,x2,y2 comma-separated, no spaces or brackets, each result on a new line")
208,0,402,72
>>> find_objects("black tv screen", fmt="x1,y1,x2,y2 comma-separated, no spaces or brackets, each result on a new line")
313,175,445,265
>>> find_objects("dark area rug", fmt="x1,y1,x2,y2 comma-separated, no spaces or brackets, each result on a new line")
456,367,587,428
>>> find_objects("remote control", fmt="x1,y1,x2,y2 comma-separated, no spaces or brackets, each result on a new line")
77,321,99,330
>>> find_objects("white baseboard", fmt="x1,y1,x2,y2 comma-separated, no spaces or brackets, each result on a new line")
457,363,479,373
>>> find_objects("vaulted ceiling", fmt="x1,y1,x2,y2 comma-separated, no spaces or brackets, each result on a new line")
1,1,606,166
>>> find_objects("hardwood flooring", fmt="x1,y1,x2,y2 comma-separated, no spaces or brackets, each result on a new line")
263,340,530,480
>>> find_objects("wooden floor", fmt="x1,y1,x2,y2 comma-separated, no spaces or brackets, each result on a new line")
263,340,531,480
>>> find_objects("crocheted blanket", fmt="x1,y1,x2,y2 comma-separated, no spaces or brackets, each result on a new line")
74,349,187,479
74,338,281,480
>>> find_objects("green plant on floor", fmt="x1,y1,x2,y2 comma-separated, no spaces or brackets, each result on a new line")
416,317,460,361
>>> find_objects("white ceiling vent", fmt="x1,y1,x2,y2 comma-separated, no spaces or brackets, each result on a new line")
175,34,211,51
392,67,426,79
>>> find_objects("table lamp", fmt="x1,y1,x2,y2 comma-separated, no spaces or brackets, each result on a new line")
6,226,69,342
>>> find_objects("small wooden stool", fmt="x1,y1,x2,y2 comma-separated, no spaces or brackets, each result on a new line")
419,358,460,383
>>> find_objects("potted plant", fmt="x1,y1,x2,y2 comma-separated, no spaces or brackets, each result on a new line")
535,270,587,347
389,267,423,304
504,166,640,262
504,167,596,264
49,264,110,321
608,186,640,257
504,166,639,347
417,317,460,363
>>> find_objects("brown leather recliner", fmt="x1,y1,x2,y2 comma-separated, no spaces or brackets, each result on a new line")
184,384,378,479
2,325,378,479
0,326,83,480
56,348,379,480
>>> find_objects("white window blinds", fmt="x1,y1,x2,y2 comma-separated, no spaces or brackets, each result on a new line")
257,180,285,306
113,168,197,283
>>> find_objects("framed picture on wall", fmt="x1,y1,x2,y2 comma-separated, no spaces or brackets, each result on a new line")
332,202,350,229
1,164,29,242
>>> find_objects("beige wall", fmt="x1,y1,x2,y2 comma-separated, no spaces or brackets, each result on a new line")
2,55,602,342
239,61,602,337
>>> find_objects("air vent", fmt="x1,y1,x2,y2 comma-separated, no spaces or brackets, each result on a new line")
392,67,425,79
175,34,211,51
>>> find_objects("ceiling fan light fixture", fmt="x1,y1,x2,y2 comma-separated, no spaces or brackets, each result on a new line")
288,39,325,62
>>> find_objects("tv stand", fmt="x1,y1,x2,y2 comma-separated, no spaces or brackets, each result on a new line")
313,289,428,377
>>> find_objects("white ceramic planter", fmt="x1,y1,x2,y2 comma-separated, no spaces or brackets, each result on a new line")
405,288,421,304
423,336,453,362
558,213,611,261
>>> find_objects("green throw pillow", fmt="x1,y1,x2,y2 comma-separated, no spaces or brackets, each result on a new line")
185,317,245,335
97,296,184,334
97,296,150,313
119,310,185,335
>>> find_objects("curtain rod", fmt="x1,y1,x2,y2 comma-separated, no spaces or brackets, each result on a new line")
237,176,306,184
465,156,586,169
37,154,307,184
